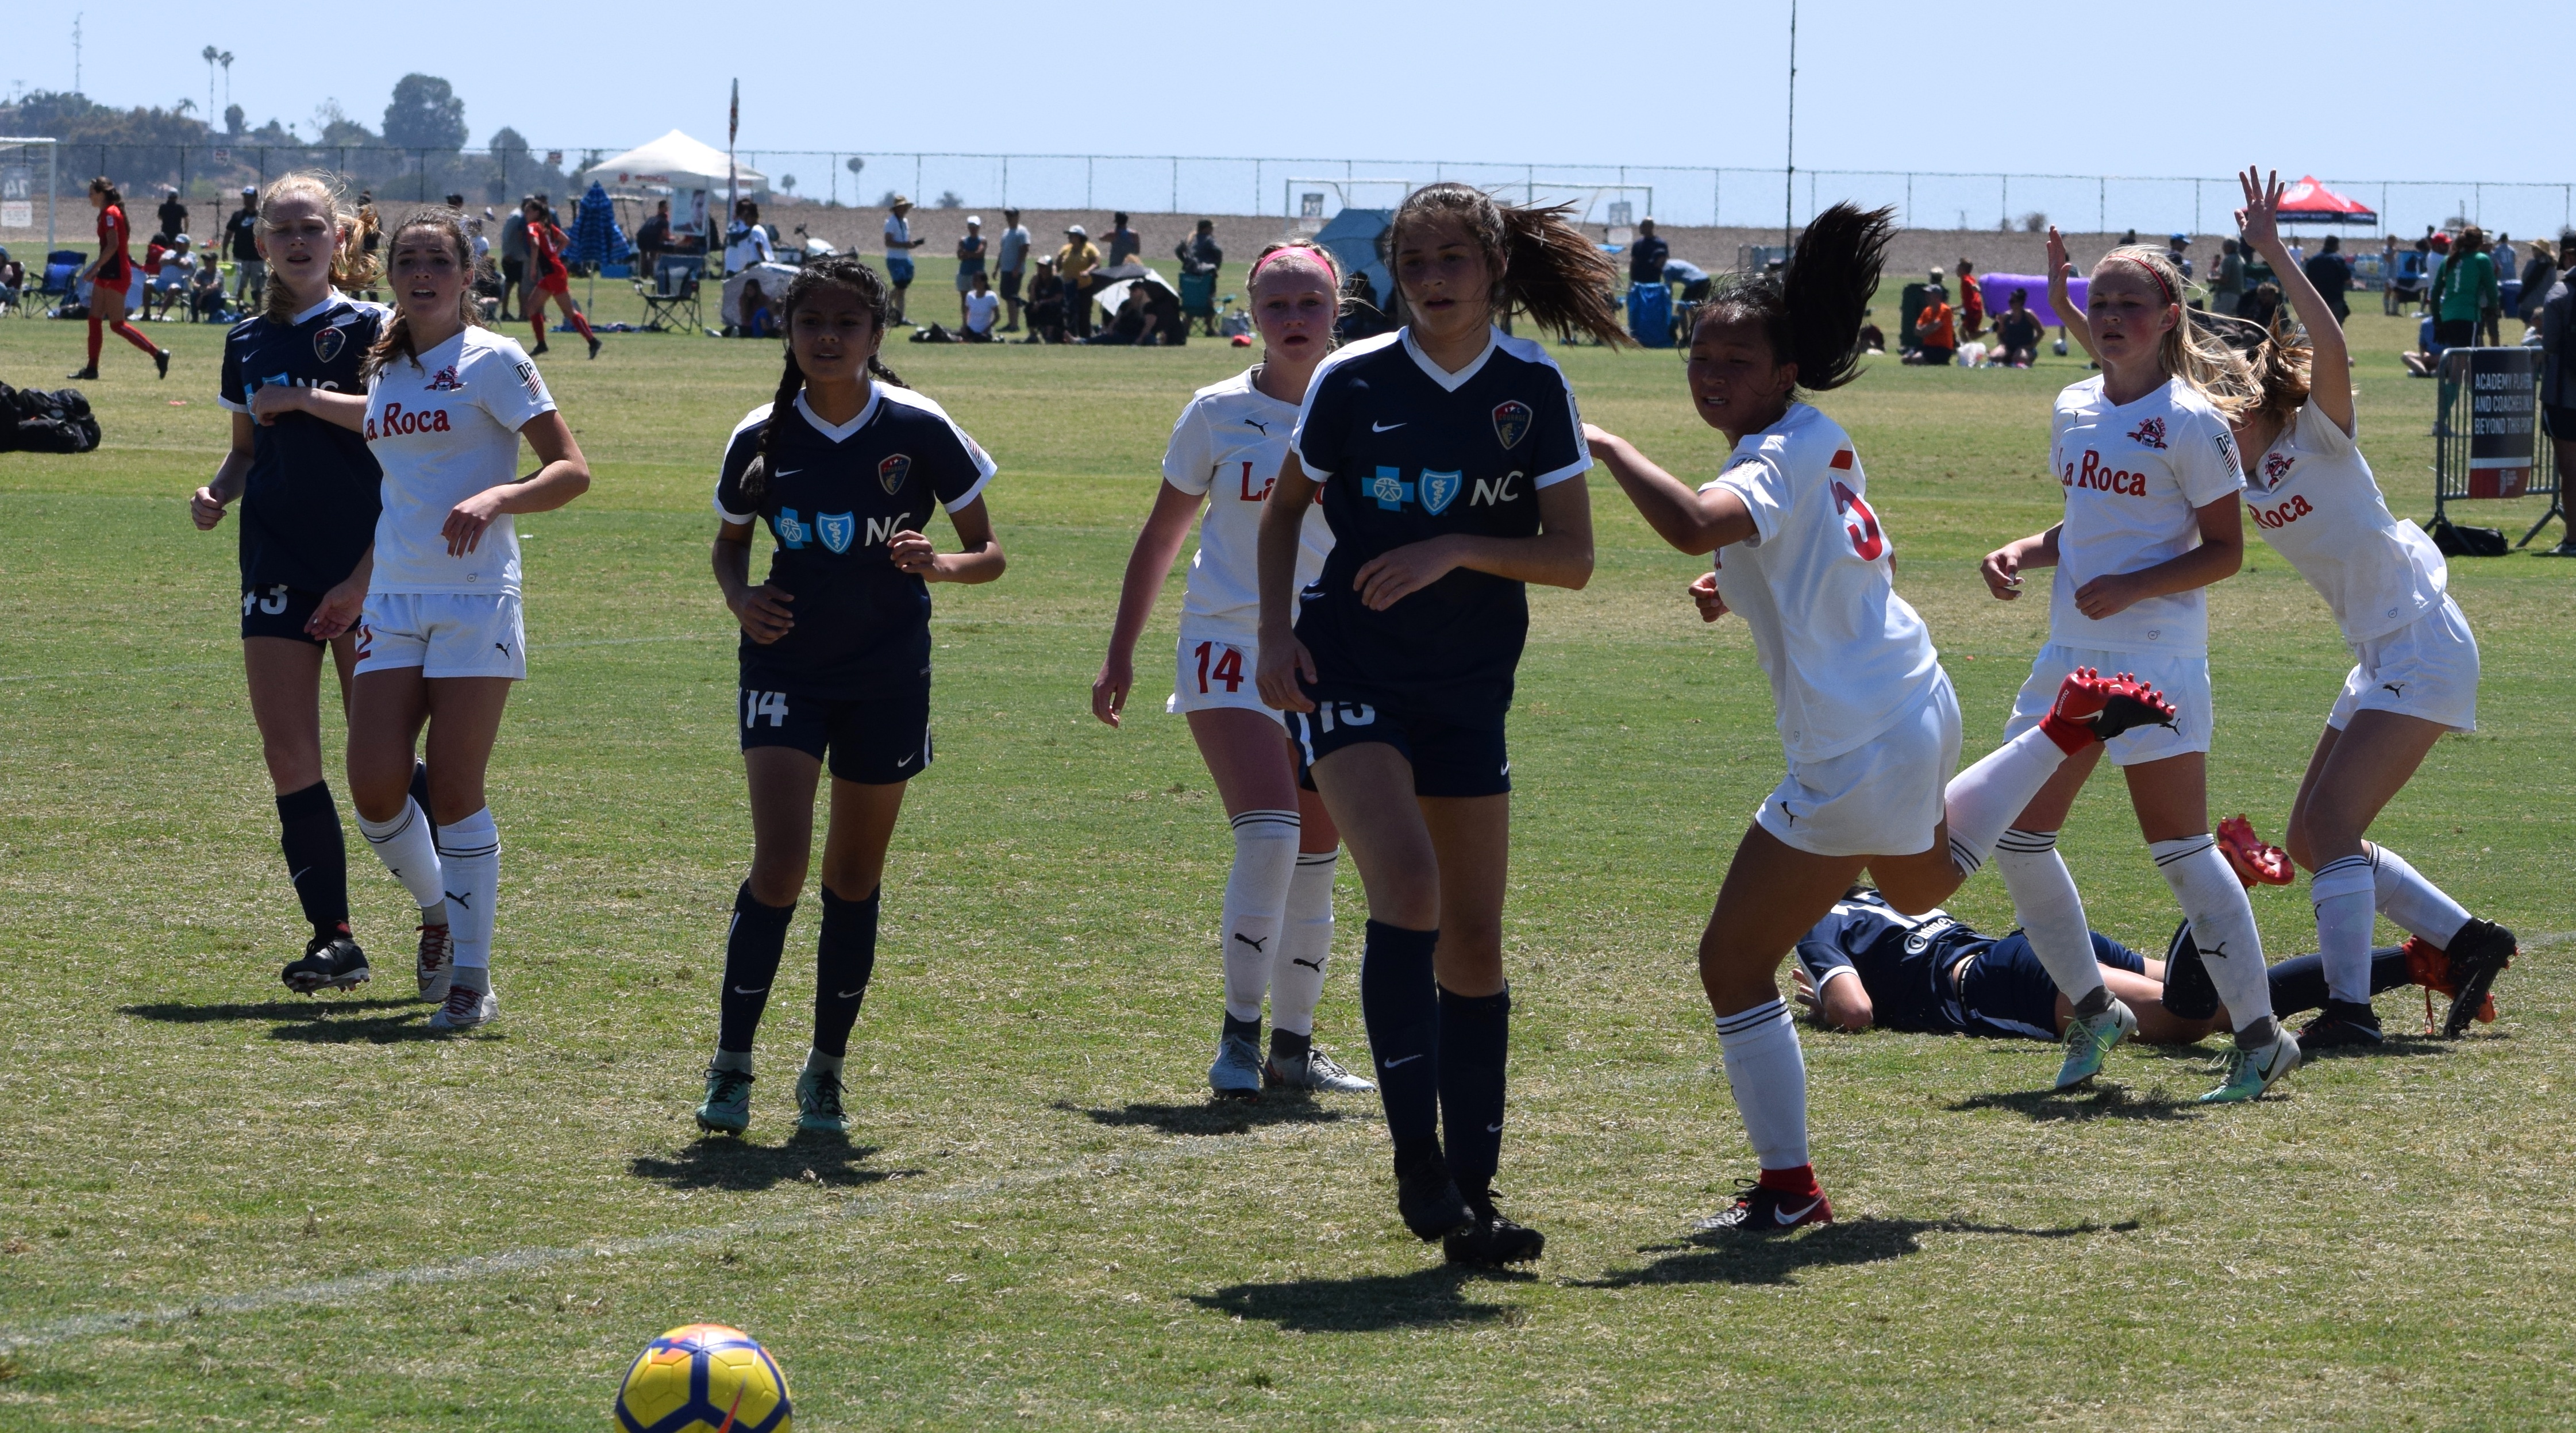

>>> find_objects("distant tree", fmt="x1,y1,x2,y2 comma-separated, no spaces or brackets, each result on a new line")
845,156,864,176
2020,211,2048,233
311,98,379,147
879,189,903,206
382,74,467,151
248,117,298,144
779,174,797,194
935,190,963,209
224,102,245,136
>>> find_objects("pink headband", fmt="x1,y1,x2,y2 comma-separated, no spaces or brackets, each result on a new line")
1250,244,1332,286
2109,253,2174,306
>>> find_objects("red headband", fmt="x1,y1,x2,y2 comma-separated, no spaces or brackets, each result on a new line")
2111,253,2175,306
1251,244,1331,286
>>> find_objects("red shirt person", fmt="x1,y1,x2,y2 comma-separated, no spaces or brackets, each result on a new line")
71,178,168,380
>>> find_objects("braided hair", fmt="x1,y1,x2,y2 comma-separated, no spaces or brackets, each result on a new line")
737,253,908,506
1691,202,1895,396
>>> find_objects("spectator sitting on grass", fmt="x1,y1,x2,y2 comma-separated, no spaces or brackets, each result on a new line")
1082,283,1161,346
1857,311,1886,355
1904,288,1956,365
740,276,774,339
1023,257,1067,344
961,269,1001,343
1994,288,2043,367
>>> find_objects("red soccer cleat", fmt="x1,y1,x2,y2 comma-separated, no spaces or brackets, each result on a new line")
1693,1178,1833,1236
2039,667,2181,752
2216,815,2294,888
2403,935,2500,1033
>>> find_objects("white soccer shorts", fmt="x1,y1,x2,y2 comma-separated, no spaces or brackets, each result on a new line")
1756,673,1963,859
1166,620,1283,725
2004,642,2211,766
2329,596,2478,733
355,592,528,681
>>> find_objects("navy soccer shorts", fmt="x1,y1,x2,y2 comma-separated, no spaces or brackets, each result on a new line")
1288,687,1511,799
738,685,933,786
241,583,326,645
1955,931,2147,1041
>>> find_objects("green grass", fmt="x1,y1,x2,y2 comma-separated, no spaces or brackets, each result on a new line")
3,303,2573,1430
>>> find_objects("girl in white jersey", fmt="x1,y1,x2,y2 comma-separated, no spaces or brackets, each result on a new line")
2219,170,2513,1043
305,207,593,1032
1588,205,2174,1234
1092,242,1376,1099
1983,235,2299,1103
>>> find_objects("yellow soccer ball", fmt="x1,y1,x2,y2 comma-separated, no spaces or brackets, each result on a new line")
613,1323,791,1433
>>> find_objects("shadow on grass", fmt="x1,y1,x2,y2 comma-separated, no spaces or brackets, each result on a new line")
117,996,453,1044
1054,1097,1358,1138
1946,1081,2201,1122
629,1134,904,1193
1581,1214,2138,1289
1190,1263,1535,1332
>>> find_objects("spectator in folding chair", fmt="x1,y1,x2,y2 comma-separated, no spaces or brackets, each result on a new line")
190,249,230,322
1176,219,1223,336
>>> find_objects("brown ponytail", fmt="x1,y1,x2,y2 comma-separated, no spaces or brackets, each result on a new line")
1386,183,1628,346
359,209,481,382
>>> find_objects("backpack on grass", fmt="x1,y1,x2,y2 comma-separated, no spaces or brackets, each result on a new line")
0,381,103,454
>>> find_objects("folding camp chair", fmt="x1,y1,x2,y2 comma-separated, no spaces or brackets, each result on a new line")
635,259,703,334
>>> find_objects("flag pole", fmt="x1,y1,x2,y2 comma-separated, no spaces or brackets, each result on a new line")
725,79,740,278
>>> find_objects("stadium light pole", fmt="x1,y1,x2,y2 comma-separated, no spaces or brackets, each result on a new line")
1782,0,1796,253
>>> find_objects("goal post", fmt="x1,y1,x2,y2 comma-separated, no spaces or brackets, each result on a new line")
0,137,60,260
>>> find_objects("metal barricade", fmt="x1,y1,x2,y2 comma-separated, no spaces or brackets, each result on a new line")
2433,346,2563,548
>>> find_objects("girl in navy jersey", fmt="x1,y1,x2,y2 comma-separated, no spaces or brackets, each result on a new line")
70,178,171,380
1985,227,2298,1103
1252,184,1620,1266
2213,169,2512,1043
695,255,1005,1137
1585,205,2172,1234
191,172,440,996
1093,241,1373,1099
293,208,593,1032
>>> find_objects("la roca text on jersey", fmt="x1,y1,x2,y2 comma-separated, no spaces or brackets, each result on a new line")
2062,448,2148,496
366,401,452,440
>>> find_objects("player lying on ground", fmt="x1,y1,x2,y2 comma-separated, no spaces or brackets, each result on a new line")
1789,888,2500,1045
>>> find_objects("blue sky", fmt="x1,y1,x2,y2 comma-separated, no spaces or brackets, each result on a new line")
16,1,2563,211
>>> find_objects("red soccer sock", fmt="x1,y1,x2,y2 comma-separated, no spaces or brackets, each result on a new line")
85,315,104,367
530,314,548,345
1757,1164,1823,1197
111,320,157,356
567,309,594,342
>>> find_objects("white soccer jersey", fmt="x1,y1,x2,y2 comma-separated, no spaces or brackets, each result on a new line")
1162,368,1333,642
364,326,556,596
2242,395,2447,644
2046,374,2243,655
1707,402,1943,764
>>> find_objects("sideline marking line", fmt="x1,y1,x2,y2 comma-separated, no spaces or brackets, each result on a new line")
0,1126,1303,1351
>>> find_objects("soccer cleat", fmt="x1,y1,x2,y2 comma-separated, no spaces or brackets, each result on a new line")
426,982,498,1032
529,340,550,357
2438,919,2516,1039
2298,999,2386,1050
794,1064,846,1135
2198,1029,2301,1104
1208,1033,1264,1100
2043,667,2180,745
280,933,371,994
2215,815,2294,887
586,336,602,360
153,348,171,379
1392,1143,1474,1242
1443,1196,1546,1267
415,922,455,1001
1265,1049,1377,1093
67,366,99,380
1694,1178,1833,1235
2054,996,2138,1089
696,1065,753,1134
2402,935,2498,1032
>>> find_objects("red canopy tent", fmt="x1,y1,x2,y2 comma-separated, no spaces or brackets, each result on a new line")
2277,175,2376,226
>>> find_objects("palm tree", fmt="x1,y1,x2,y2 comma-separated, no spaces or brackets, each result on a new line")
202,46,220,123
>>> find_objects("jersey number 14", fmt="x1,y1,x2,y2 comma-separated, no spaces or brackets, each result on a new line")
1193,641,1245,694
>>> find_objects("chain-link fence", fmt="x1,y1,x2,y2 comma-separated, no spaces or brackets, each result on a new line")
3,144,2569,245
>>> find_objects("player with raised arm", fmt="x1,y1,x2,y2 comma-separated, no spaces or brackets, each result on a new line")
1985,228,2297,1103
695,255,1005,1137
1585,204,2177,1235
191,173,442,996
295,207,594,1032
1254,184,1623,1267
69,178,172,381
1092,241,1374,1099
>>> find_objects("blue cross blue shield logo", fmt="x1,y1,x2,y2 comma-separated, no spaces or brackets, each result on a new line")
1419,469,1462,515
818,511,857,553
775,508,810,549
1491,399,1532,449
1369,465,1414,511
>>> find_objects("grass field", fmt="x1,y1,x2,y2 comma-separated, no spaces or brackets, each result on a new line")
3,292,2574,1430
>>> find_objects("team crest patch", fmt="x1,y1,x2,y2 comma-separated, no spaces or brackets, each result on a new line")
2126,416,2168,450
818,511,857,553
425,364,464,392
1491,399,1533,450
1419,469,1463,515
878,453,911,495
2263,452,2294,484
313,326,346,363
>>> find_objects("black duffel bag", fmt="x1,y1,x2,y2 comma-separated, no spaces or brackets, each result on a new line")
0,381,103,453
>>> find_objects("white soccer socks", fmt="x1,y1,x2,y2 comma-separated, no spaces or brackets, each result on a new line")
2366,842,2471,948
2309,854,2379,1006
1269,850,1339,1038
435,807,501,978
1716,998,1809,1174
359,799,448,922
1945,728,2077,877
1219,809,1300,1026
1994,830,2111,1009
2154,835,2275,1040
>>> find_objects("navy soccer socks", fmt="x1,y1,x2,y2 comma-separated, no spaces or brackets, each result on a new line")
813,886,881,1059
1360,920,1442,1147
718,883,796,1054
1437,985,1511,1203
274,780,351,940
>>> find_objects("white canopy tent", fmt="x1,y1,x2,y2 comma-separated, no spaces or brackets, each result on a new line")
581,130,767,197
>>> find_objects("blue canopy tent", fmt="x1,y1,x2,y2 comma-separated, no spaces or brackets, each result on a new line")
1311,208,1393,316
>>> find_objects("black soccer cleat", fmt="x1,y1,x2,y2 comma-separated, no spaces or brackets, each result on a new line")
153,348,171,380
2441,919,2517,1039
1392,1141,1473,1242
2161,919,2221,1021
66,366,99,381
281,933,371,994
2298,999,2386,1051
586,335,602,360
1443,1196,1545,1267
1693,1178,1833,1236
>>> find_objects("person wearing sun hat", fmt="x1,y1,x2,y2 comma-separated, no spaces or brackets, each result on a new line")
882,194,926,325
1056,224,1100,339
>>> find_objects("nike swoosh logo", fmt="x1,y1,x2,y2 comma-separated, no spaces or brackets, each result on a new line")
1485,1122,1503,1132
732,985,769,995
834,988,865,999
1371,421,1405,432
1774,1197,1822,1225
895,753,919,768
775,469,803,478
288,866,312,885
1381,1053,1425,1068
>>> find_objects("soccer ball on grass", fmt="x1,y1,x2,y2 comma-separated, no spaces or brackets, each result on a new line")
613,1323,791,1433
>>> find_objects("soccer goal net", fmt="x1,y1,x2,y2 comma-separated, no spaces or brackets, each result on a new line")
1281,178,1414,232
0,137,61,256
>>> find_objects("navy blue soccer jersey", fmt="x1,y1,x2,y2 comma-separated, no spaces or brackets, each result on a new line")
1792,892,1987,1035
714,386,996,701
217,293,388,591
1289,328,1589,716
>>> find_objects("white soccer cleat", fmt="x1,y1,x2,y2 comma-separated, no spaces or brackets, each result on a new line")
426,982,498,1032
1265,1049,1377,1093
2054,996,2137,1089
416,922,455,1002
1208,1034,1264,1099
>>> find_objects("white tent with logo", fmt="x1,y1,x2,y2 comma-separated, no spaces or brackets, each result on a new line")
580,130,766,197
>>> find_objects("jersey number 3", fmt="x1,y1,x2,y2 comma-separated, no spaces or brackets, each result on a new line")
1193,641,1245,694
1832,480,1884,561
